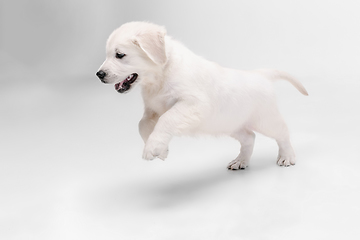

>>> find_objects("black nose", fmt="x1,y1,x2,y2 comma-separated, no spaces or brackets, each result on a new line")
96,70,106,81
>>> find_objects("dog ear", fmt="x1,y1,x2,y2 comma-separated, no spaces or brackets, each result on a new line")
132,28,167,65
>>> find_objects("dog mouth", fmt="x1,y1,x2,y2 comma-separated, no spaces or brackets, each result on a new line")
114,73,138,93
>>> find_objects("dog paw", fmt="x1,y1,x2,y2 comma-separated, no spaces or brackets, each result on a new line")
142,141,168,160
158,148,169,160
142,149,156,160
277,155,296,167
227,158,248,170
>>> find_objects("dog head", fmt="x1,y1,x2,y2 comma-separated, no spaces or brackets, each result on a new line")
96,22,167,93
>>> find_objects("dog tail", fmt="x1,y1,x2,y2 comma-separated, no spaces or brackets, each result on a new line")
255,69,309,96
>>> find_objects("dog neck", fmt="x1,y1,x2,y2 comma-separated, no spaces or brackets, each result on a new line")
139,65,166,97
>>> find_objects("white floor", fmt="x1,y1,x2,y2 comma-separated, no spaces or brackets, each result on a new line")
1,75,359,240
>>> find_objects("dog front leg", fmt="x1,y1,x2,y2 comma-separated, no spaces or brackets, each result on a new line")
142,101,201,160
139,110,169,160
138,109,159,144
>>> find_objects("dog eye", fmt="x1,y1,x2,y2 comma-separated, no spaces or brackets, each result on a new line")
116,53,126,59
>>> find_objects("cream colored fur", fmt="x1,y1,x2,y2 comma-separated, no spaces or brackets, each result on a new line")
97,21,308,169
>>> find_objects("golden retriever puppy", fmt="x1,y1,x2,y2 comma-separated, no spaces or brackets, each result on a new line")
96,22,308,170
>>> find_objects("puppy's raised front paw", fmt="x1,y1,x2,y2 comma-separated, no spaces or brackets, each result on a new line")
158,148,169,160
142,149,156,160
142,141,168,160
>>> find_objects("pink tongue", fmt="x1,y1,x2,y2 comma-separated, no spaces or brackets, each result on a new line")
115,81,124,91
115,75,133,91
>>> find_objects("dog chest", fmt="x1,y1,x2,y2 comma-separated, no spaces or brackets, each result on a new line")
144,93,177,116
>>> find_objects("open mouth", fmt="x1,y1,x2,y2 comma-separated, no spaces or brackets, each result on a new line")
114,73,138,93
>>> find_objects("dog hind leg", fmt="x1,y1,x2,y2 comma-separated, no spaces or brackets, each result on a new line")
228,129,256,170
252,110,296,167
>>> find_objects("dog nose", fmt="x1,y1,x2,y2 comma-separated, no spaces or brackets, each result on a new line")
96,70,106,80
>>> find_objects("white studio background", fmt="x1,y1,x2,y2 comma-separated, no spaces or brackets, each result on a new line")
1,0,360,78
1,1,360,240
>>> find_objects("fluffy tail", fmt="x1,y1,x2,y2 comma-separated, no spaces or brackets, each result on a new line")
256,69,309,96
